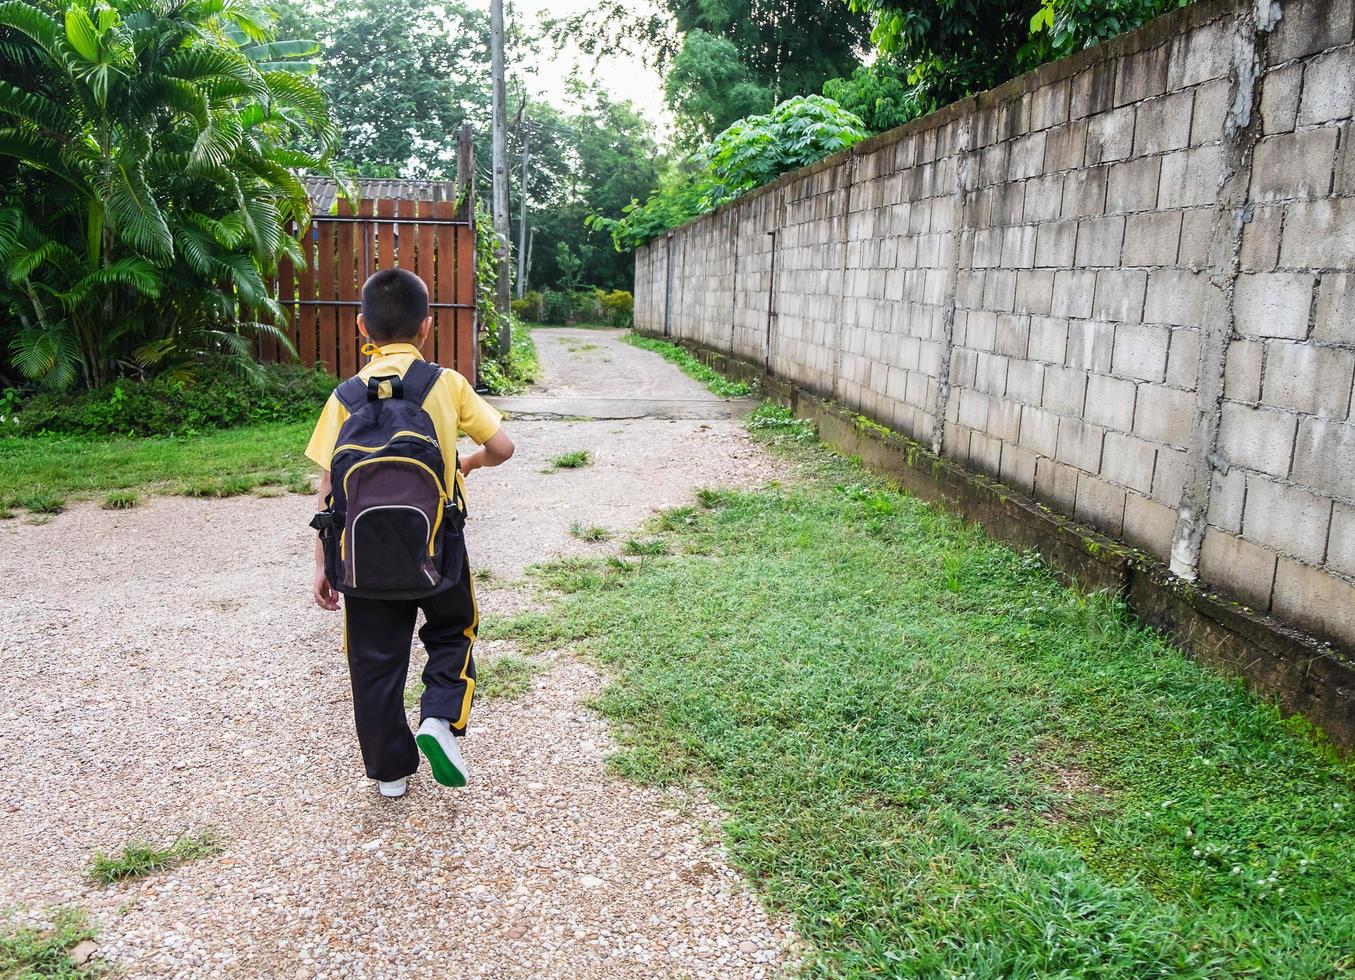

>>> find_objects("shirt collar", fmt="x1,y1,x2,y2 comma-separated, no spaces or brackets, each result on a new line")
365,342,424,358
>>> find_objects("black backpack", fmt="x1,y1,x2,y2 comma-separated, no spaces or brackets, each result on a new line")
311,359,466,599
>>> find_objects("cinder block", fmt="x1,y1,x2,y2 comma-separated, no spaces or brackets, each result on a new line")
1006,358,1045,405
1200,528,1277,611
1056,415,1104,471
1272,557,1355,647
1091,269,1148,321
1217,401,1298,478
1045,365,1090,417
1123,210,1183,266
1021,404,1060,456
1112,322,1170,382
1076,472,1128,535
1070,61,1118,120
1144,268,1220,328
1329,503,1355,578
1297,47,1355,126
1085,105,1135,164
1035,455,1081,511
1101,430,1156,493
1157,145,1224,208
1315,274,1355,343
1015,270,1056,315
1260,61,1303,135
1035,219,1078,266
1008,131,1047,180
1030,78,1071,131
1250,127,1339,201
1208,466,1247,533
1115,45,1169,105
1239,205,1281,272
1189,78,1231,145
1165,328,1201,388
1123,491,1178,560
1062,166,1108,217
1000,225,1038,269
1169,18,1234,87
1153,445,1189,504
1262,342,1355,418
1243,475,1334,564
1133,383,1195,448
987,396,1024,443
975,352,1009,396
968,430,1003,476
1085,372,1137,431
1023,175,1066,223
1268,0,1354,63
1233,273,1315,339
1292,417,1355,497
1076,215,1126,267
1279,199,1355,269
984,269,1018,311
1051,269,1097,318
1044,120,1087,171
999,443,1039,492
1027,315,1068,363
1133,89,1195,155
1106,157,1163,214
1179,207,1217,270
1066,320,1116,372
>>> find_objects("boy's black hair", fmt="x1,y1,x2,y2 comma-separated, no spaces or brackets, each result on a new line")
361,268,429,342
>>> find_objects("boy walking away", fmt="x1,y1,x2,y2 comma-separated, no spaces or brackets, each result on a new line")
306,268,514,799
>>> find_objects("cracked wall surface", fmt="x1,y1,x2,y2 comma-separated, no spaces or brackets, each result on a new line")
636,0,1355,652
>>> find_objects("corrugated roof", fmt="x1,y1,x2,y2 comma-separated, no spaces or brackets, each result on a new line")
304,177,460,213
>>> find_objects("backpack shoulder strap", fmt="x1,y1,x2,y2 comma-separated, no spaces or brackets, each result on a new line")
400,359,443,407
334,375,369,415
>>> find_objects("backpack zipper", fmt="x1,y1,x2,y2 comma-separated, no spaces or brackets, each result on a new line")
334,430,439,455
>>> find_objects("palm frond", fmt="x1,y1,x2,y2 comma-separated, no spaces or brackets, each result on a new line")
0,1,62,58
10,324,79,388
106,163,174,259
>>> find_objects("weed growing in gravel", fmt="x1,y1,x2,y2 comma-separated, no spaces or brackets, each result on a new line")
487,405,1355,976
622,537,669,557
285,473,315,495
0,907,98,978
102,491,140,510
89,830,220,884
477,654,541,700
694,487,735,509
622,334,753,398
0,508,13,519
17,492,64,514
546,450,592,472
570,522,612,542
746,403,816,443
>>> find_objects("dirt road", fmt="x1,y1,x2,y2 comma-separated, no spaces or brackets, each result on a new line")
0,329,796,977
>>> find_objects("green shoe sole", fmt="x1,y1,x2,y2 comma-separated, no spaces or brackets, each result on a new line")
416,732,467,788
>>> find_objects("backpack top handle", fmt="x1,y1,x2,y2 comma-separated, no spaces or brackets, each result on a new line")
334,359,443,414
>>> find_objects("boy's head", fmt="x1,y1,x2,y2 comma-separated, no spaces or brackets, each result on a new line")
358,268,431,344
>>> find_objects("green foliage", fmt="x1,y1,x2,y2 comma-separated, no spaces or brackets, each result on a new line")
846,0,1191,122
823,59,926,133
547,450,593,471
597,289,634,328
570,522,612,542
477,317,539,396
495,427,1355,976
591,95,868,249
476,654,541,701
9,358,334,437
0,0,344,390
663,29,771,149
101,489,138,510
622,334,753,397
0,907,98,979
88,830,219,884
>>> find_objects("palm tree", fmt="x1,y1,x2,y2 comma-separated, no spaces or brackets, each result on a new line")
0,0,346,389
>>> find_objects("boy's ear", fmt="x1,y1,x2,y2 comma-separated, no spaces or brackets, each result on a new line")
416,315,433,345
357,314,370,340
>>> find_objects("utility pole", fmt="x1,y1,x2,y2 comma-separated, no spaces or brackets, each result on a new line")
516,115,530,299
489,0,511,356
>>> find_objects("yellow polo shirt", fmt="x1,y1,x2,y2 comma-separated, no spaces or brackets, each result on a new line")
304,343,501,501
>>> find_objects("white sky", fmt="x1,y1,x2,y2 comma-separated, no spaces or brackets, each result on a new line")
466,0,673,136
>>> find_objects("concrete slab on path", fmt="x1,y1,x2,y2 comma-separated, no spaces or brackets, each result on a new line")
488,394,758,420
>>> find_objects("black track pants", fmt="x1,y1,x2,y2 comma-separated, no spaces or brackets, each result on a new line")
342,567,478,781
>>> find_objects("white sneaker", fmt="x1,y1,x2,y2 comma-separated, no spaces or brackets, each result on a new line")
415,718,468,787
377,777,408,798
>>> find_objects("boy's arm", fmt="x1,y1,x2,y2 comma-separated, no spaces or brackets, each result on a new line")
312,469,339,611
459,427,514,476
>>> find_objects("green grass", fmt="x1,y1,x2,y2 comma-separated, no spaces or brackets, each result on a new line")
570,522,612,542
405,653,541,708
0,421,315,503
622,537,669,556
623,333,754,397
546,450,592,471
479,319,541,395
492,404,1355,977
101,490,140,510
14,491,64,514
88,830,220,884
0,908,99,978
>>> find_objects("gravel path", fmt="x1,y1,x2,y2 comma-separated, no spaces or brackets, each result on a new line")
0,329,800,977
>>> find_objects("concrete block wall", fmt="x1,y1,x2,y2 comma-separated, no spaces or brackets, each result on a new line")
634,0,1355,652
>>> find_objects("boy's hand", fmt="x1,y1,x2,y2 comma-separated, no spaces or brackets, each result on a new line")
313,564,340,611
459,450,482,477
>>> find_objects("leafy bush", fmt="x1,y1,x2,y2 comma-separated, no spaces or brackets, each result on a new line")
539,290,574,325
590,95,868,249
598,289,634,327
511,290,545,323
9,359,336,437
478,314,539,395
